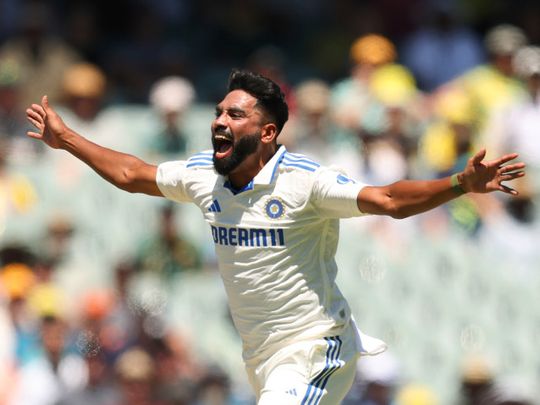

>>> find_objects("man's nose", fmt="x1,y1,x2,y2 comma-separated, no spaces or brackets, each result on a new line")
214,111,228,127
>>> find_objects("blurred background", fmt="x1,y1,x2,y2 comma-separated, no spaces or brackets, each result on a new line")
1,0,540,404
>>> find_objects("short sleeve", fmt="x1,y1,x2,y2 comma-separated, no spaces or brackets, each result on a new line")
311,167,370,218
156,160,192,203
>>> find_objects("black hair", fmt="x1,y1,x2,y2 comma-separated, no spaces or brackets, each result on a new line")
227,69,289,134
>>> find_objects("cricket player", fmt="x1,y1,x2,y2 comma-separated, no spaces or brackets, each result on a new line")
26,70,525,405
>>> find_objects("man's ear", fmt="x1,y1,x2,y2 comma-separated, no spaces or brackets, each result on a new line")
260,123,278,144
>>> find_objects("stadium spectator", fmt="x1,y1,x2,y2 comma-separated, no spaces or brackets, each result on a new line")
57,348,121,405
8,314,87,405
418,86,483,234
471,45,540,265
356,63,423,184
113,347,159,405
493,45,540,201
194,366,234,405
331,33,397,134
61,63,107,123
0,1,80,110
37,214,75,270
1,262,39,368
0,57,26,143
0,293,16,401
482,376,536,405
56,62,142,154
401,5,484,92
0,139,38,235
287,78,362,177
456,355,497,405
353,351,401,405
147,75,196,159
135,204,202,278
149,336,200,404
77,261,139,364
441,24,528,151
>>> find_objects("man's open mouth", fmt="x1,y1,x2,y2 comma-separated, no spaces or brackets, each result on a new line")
213,134,234,159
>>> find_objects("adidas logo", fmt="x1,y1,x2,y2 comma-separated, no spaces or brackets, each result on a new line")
285,388,297,396
208,199,221,213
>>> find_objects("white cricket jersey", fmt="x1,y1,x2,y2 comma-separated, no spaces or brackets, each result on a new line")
156,145,375,363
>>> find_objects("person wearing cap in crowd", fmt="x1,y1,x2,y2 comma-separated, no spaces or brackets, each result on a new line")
147,76,196,159
8,313,87,405
331,33,398,133
473,45,540,266
57,62,139,154
330,34,425,183
0,262,38,368
43,62,110,186
287,79,356,169
492,45,540,198
61,62,107,123
456,355,497,405
419,85,486,234
113,347,157,405
442,24,528,150
356,62,423,184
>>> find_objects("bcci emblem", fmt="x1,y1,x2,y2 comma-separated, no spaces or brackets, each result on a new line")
265,197,285,219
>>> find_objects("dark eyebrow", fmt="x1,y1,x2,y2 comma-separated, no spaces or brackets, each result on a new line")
228,107,247,116
215,105,248,117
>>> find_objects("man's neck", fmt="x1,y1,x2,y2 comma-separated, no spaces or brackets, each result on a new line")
227,144,279,189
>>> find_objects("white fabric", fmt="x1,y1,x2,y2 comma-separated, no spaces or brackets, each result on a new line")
247,321,360,405
501,97,540,170
157,145,385,363
9,354,87,405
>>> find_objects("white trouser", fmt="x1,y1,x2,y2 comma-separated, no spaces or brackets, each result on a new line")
245,324,361,405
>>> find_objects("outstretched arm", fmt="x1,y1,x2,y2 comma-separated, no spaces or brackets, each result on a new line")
26,96,163,196
357,149,525,218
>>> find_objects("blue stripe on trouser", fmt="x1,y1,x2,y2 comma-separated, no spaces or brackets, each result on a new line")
300,336,343,405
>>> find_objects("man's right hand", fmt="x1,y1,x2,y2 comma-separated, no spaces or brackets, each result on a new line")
26,95,161,196
26,95,68,149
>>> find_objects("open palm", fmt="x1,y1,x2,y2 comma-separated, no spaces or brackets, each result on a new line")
461,149,526,195
26,96,68,149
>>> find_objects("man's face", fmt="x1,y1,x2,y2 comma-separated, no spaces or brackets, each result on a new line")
211,90,265,176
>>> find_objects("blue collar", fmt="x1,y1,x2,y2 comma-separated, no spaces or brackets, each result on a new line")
222,145,287,194
223,179,254,195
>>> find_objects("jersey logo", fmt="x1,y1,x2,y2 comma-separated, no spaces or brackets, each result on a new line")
336,174,356,184
265,197,285,219
285,388,298,396
208,199,221,213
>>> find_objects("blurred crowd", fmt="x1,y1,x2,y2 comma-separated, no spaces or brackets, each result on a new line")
1,0,540,404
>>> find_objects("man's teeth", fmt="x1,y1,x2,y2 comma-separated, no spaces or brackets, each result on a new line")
215,135,232,143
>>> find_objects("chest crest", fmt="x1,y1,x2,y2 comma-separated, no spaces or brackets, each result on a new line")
264,196,286,219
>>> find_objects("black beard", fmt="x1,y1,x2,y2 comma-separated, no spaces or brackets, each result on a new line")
213,133,260,175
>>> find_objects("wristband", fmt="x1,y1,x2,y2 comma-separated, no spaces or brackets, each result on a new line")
450,173,466,195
